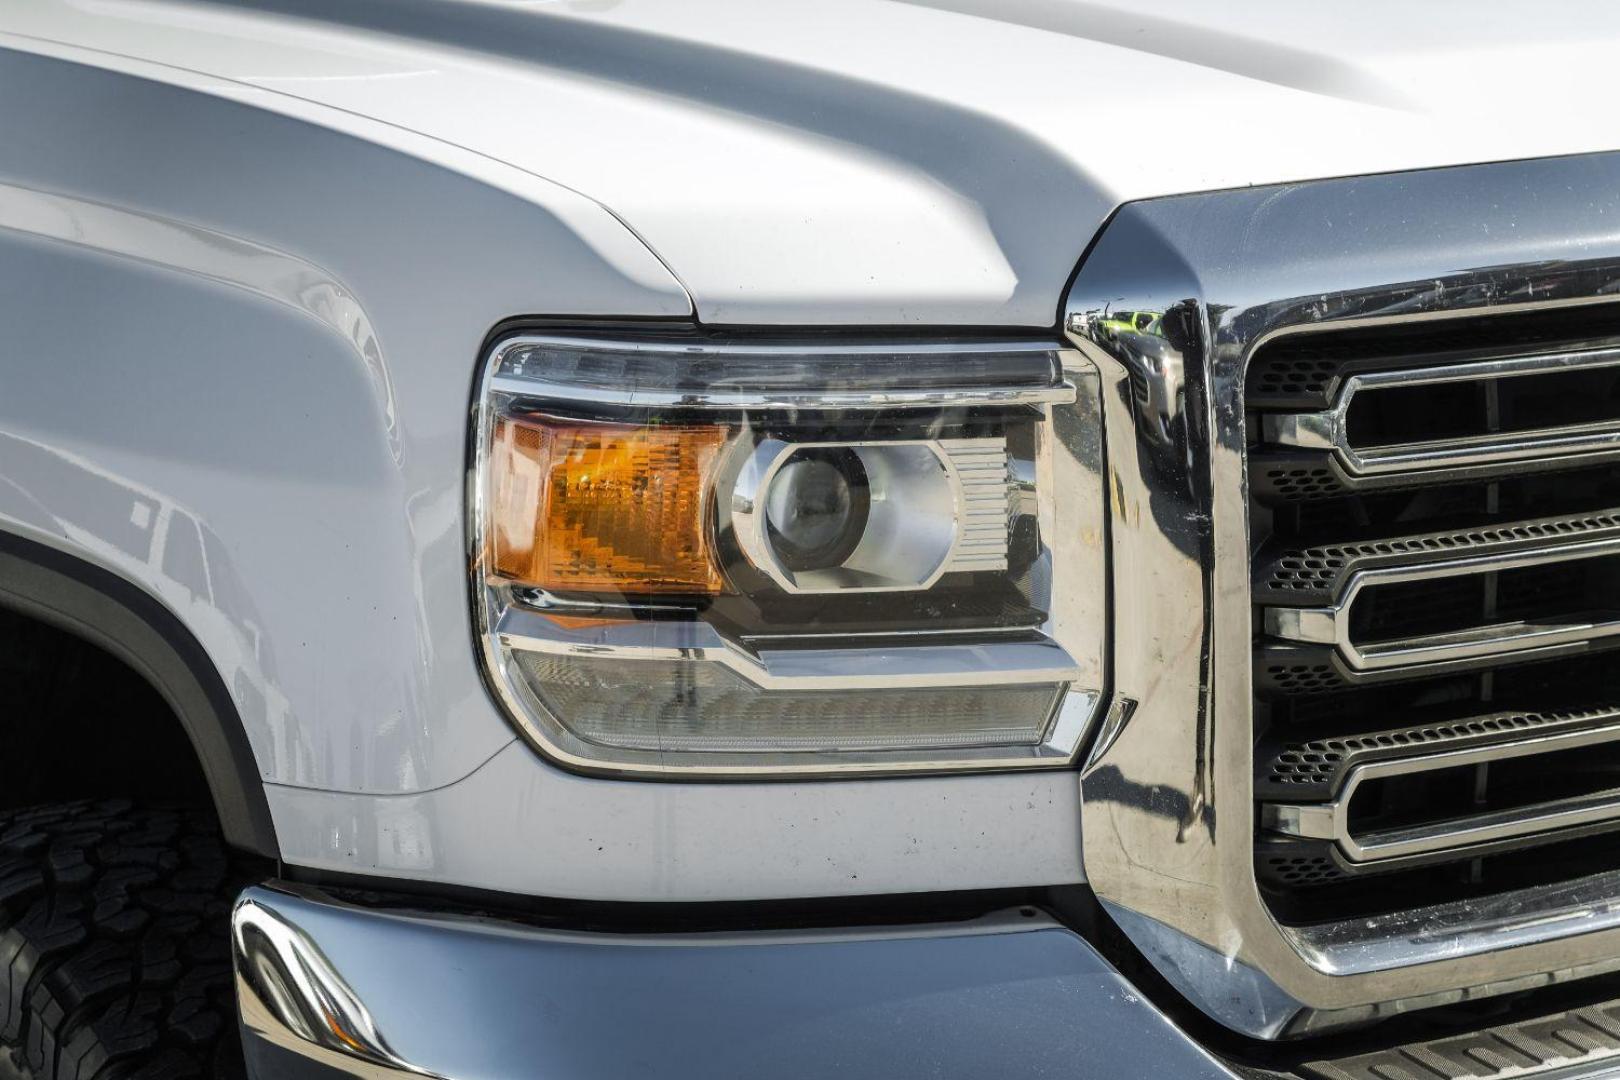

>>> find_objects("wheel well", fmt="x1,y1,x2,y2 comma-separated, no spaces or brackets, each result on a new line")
0,605,210,809
0,530,278,858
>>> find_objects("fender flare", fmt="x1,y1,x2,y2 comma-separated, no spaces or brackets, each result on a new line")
0,529,277,857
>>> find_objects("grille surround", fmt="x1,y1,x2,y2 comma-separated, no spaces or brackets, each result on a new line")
1068,150,1620,1040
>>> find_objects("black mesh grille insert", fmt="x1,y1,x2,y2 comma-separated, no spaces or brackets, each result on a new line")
1255,510,1620,603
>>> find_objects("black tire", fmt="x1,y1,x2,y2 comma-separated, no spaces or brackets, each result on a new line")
0,801,247,1080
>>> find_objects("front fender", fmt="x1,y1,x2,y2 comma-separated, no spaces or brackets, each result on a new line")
0,42,689,798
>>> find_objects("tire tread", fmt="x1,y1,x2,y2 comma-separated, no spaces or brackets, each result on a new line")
0,802,244,1080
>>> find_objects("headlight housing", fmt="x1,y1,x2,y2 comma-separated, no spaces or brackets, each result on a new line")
471,331,1106,777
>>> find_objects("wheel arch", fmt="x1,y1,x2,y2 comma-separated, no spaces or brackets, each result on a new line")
0,528,278,858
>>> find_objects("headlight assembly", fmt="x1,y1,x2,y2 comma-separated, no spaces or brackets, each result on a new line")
471,332,1106,777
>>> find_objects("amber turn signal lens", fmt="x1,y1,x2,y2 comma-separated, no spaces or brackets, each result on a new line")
488,416,728,595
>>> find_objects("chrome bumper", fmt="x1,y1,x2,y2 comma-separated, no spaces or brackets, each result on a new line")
231,883,1234,1079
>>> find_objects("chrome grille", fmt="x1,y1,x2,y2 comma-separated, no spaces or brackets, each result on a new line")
1071,152,1620,1039
1249,324,1620,917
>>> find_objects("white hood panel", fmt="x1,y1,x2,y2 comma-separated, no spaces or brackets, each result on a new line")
9,0,1620,324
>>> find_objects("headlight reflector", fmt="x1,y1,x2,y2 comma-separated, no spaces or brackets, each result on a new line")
472,333,1105,777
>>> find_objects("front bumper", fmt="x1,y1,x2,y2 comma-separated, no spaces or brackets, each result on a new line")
231,884,1233,1079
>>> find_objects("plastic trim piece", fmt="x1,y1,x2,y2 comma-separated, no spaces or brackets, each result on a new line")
1299,996,1620,1079
0,529,276,858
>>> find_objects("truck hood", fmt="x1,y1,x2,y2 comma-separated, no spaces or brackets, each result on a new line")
10,0,1620,325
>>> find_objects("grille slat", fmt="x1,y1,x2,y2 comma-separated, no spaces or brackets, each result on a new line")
1262,721,1620,866
1265,538,1620,674
1254,509,1620,604
1264,349,1620,479
1256,705,1620,801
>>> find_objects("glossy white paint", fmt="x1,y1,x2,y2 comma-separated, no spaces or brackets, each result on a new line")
10,0,1620,326
2,0,1617,899
0,17,1086,899
266,744,1085,901
0,45,685,797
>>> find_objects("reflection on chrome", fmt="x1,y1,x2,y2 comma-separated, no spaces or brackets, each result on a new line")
1083,307,1182,447
232,890,423,1076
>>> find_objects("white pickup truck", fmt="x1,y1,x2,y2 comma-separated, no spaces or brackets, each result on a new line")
5,3,1620,1077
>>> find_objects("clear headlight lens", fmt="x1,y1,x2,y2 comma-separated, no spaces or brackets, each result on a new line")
471,332,1105,777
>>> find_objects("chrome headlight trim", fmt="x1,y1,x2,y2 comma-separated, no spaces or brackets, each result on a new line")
469,331,1108,779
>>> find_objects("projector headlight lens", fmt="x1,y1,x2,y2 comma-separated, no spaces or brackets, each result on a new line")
734,439,970,594
764,448,869,572
472,332,1106,777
